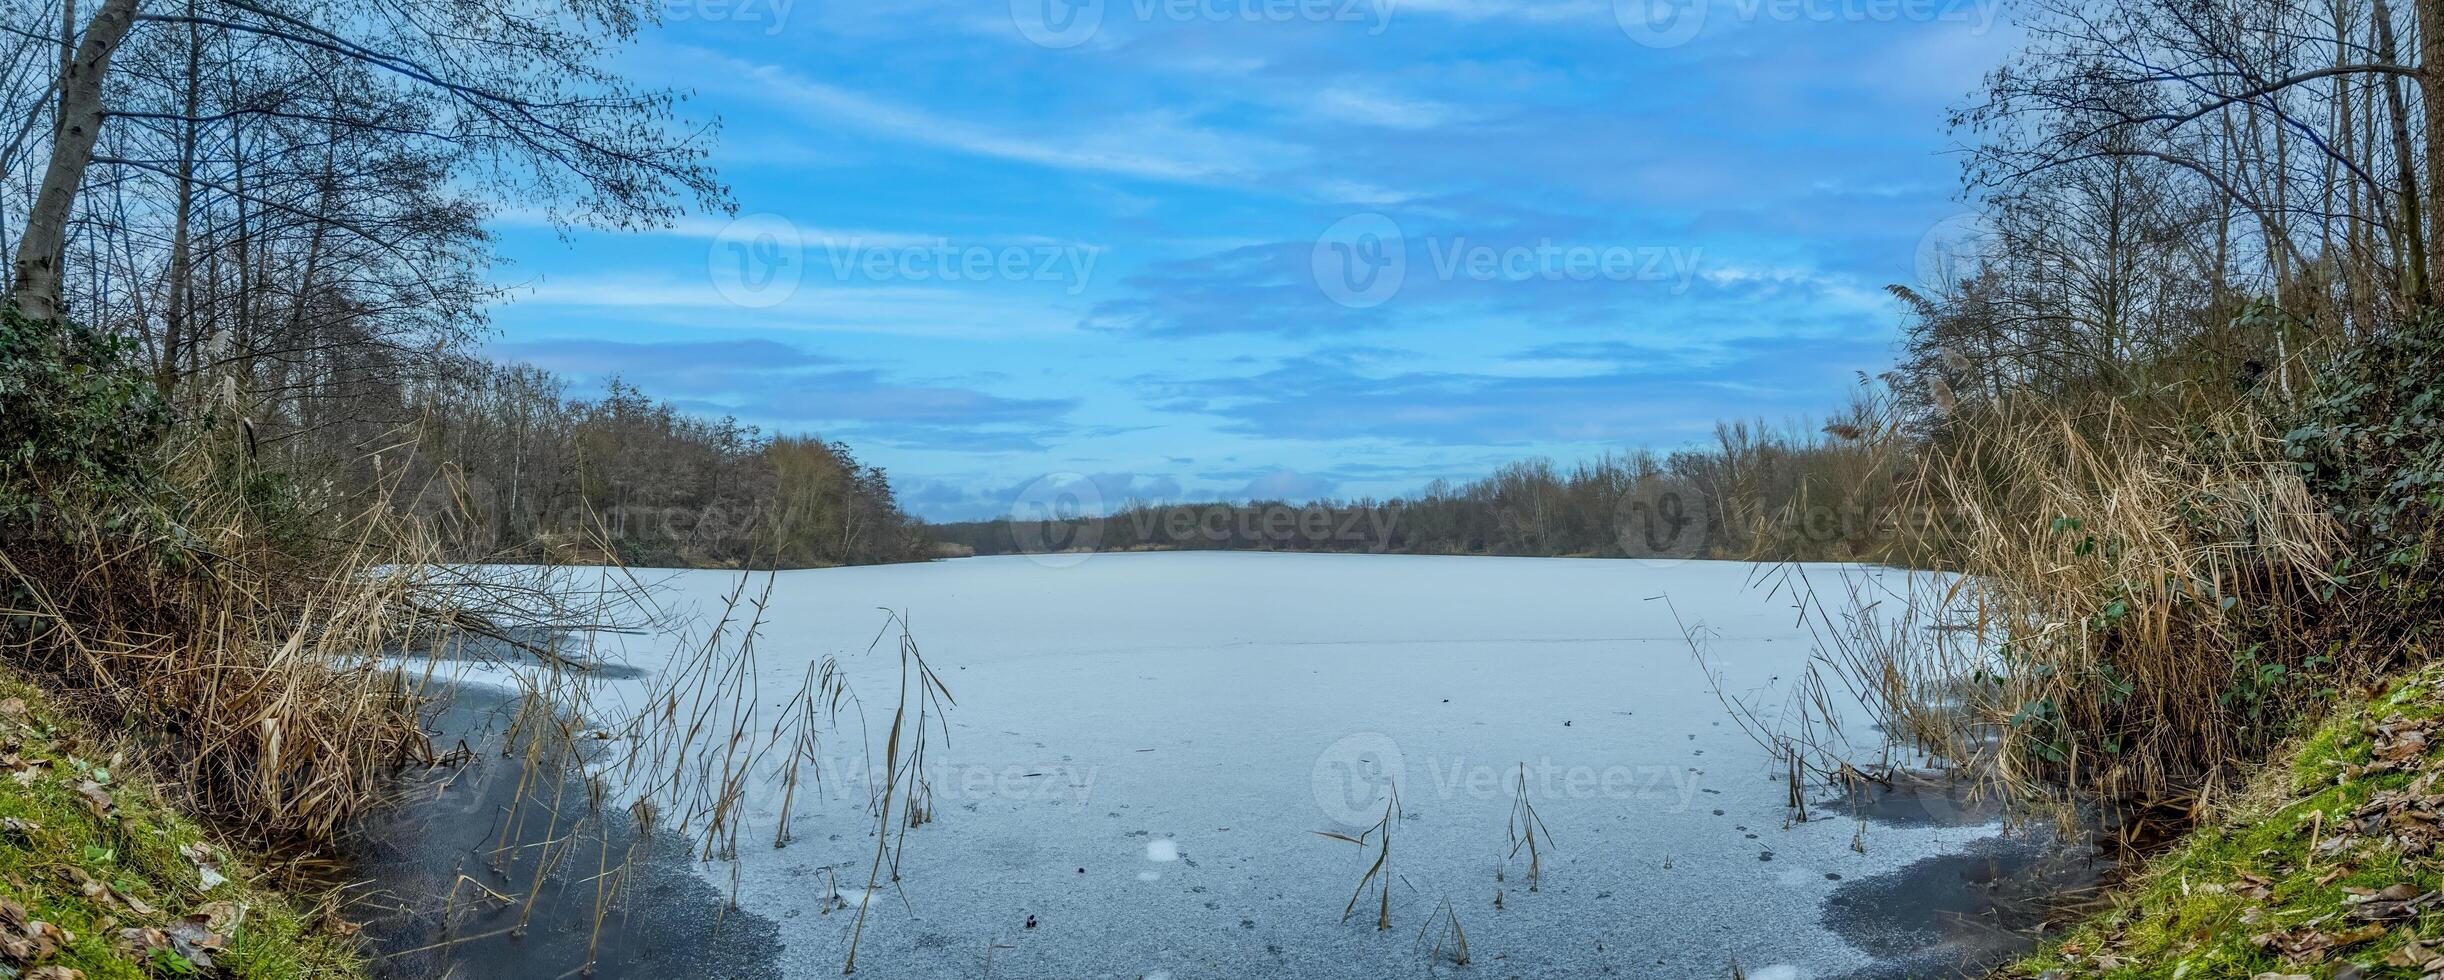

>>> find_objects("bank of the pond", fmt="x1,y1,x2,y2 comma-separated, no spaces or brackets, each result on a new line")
351,682,787,980
0,670,367,980
2003,666,2444,978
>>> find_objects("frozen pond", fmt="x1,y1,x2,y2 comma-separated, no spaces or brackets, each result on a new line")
368,552,2055,979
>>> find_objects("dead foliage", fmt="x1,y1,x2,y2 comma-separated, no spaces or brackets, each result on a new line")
1803,395,2350,823
0,441,531,853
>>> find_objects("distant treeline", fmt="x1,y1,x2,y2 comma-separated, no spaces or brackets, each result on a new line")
314,365,930,569
928,398,1915,564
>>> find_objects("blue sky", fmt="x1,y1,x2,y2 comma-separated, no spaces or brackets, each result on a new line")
482,0,2017,521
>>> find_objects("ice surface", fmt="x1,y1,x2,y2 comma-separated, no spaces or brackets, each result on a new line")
429,552,2015,979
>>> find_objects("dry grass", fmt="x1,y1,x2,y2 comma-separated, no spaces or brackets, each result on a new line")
1317,789,1401,931
1799,394,2352,823
1413,897,1470,968
0,448,469,854
843,610,953,974
1504,763,1552,892
1,406,957,976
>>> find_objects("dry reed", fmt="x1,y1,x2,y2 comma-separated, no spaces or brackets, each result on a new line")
0,445,471,852
1788,394,2349,821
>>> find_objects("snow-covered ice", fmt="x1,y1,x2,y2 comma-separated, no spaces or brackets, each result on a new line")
420,552,2026,979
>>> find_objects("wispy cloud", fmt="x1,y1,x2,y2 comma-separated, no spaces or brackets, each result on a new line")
1306,87,1470,129
717,55,1298,183
495,336,1083,453
513,276,1086,339
1143,335,1893,446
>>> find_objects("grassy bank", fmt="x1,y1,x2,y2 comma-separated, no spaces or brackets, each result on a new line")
2004,661,2444,978
0,671,365,980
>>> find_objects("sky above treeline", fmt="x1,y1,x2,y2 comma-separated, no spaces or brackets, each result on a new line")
483,0,2018,521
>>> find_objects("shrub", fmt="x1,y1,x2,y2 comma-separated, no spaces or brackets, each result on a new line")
0,310,439,852
2285,315,2444,611
1831,395,2348,813
0,306,166,525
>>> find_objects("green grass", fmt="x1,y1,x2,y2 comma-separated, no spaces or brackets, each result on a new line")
0,672,366,980
2006,670,2444,978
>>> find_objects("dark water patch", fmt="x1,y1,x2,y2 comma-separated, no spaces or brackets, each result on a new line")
352,685,781,979
1824,834,2107,979
1813,773,2008,829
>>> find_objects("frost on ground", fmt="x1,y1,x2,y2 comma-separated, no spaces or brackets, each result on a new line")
414,552,2038,979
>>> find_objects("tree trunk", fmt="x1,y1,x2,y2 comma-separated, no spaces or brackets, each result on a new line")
8,0,139,322
2425,0,2444,299
160,0,200,397
2377,0,2431,310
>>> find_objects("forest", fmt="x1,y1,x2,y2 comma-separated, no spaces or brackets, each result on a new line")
0,0,924,570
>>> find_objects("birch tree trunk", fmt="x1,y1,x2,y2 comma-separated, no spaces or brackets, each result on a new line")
7,0,139,322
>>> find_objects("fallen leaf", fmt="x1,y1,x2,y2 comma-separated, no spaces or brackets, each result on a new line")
75,780,113,817
179,843,228,892
0,897,70,964
167,916,224,969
